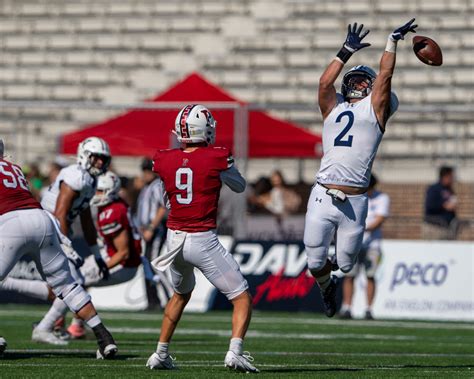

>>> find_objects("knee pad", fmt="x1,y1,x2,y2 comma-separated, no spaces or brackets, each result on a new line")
339,262,355,274
59,283,91,313
305,246,328,272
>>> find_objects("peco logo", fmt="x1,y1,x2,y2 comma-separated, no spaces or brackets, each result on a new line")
390,262,449,291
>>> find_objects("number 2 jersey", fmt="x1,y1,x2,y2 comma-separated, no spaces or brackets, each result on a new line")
97,199,142,268
317,93,398,188
41,164,97,226
153,147,232,232
0,159,41,215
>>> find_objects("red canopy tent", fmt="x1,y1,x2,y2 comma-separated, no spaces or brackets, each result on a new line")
59,72,322,158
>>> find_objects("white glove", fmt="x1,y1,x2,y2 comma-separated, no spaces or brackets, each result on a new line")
61,243,84,268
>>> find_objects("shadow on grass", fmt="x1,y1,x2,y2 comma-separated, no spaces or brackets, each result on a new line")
2,352,138,361
264,368,363,373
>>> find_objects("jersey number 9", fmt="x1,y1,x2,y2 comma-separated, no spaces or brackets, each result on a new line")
176,167,193,205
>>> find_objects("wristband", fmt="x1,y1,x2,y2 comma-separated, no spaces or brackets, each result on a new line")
90,244,101,259
336,46,353,64
385,37,397,53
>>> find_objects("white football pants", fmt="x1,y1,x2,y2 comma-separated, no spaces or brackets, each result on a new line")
168,229,248,300
304,183,368,273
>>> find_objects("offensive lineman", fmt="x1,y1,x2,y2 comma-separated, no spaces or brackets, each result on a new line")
146,105,258,373
0,138,116,358
304,19,416,317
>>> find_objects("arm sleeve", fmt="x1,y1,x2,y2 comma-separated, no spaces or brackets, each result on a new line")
220,165,246,193
376,194,390,217
62,166,85,192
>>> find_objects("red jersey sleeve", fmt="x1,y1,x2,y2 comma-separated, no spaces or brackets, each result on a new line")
213,147,233,172
152,150,163,177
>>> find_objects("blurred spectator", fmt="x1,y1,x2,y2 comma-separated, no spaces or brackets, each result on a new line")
39,157,69,200
247,176,273,213
423,166,459,240
23,162,45,200
340,174,390,320
135,157,168,309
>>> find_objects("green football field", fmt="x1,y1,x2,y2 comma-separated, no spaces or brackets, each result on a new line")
0,304,473,378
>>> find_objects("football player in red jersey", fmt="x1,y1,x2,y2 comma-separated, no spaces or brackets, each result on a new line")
145,105,258,373
0,139,117,359
64,171,143,332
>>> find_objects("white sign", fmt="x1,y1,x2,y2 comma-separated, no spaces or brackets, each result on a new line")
351,240,474,321
89,266,148,310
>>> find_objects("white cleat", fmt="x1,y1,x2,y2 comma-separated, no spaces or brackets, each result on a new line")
32,328,69,346
0,337,6,355
146,352,176,370
225,350,259,373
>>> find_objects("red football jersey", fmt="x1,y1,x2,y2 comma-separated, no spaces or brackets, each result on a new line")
97,199,142,268
153,147,231,232
0,159,41,215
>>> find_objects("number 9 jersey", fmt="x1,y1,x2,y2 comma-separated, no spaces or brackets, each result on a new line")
153,147,232,232
0,159,41,215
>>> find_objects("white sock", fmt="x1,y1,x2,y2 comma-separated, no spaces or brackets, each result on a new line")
86,315,101,329
229,338,243,355
156,342,169,356
0,277,49,301
36,298,68,331
340,304,351,313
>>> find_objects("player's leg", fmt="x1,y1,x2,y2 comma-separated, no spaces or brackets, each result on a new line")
340,251,363,318
147,235,192,370
364,247,381,319
33,211,117,358
185,231,258,373
0,276,52,301
303,184,338,316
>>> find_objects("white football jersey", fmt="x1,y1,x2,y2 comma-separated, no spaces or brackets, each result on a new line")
362,190,390,249
41,164,97,224
317,93,398,188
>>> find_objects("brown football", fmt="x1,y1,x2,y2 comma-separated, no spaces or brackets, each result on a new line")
412,35,443,66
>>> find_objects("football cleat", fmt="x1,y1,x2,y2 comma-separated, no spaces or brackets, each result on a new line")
224,351,259,373
146,352,176,370
67,323,86,339
95,327,117,360
365,310,374,320
32,328,69,346
321,276,338,318
0,336,7,355
339,309,352,320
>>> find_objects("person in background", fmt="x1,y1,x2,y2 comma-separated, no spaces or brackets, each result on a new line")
339,174,390,320
423,166,459,240
135,157,168,309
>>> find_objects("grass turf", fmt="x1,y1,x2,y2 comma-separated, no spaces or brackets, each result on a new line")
0,304,473,378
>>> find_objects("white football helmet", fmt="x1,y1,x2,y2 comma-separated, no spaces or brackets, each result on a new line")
341,65,377,100
77,137,111,176
174,104,216,145
91,171,121,207
0,139,4,158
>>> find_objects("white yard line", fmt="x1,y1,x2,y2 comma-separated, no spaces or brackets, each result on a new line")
0,309,471,330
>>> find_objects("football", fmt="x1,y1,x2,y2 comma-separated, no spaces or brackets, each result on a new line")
412,35,443,66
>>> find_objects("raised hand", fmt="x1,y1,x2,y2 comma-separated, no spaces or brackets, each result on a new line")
390,18,417,41
343,23,371,53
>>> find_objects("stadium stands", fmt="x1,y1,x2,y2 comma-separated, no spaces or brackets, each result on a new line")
0,0,472,182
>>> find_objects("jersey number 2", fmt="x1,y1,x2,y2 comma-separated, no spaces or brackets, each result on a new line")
0,162,29,190
334,111,354,147
176,167,193,205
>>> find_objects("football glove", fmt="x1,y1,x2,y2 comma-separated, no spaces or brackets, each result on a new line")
94,256,110,281
337,23,371,63
61,243,84,268
390,18,417,41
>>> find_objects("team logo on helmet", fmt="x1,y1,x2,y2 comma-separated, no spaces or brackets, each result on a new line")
174,104,217,145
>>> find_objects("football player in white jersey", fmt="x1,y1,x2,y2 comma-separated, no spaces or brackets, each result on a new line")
304,19,416,317
33,137,112,343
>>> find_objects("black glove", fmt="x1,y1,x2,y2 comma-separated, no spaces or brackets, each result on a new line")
337,23,371,63
390,18,417,41
94,256,110,280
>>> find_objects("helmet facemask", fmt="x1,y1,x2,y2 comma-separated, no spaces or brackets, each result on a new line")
91,171,121,207
341,66,377,100
77,137,111,176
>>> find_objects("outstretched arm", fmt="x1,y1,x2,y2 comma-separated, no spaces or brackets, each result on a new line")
319,23,371,119
372,18,417,130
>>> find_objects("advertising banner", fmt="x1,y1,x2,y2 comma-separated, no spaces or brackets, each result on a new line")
350,240,474,321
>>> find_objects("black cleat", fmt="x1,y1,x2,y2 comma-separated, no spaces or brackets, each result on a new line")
321,276,338,317
339,309,352,319
364,310,374,320
93,324,118,360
